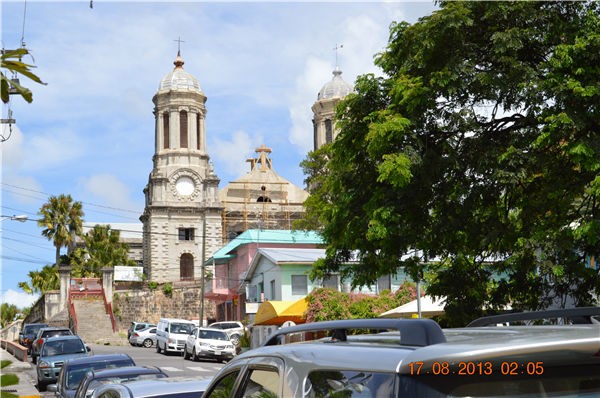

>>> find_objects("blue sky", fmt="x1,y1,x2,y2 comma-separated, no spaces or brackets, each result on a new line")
1,0,436,308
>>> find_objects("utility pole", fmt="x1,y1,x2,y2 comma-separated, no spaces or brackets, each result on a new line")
199,217,206,326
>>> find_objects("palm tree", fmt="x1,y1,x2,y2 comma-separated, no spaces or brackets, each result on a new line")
18,264,60,294
38,194,84,266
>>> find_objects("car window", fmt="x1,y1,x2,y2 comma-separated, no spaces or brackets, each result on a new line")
240,369,279,398
204,370,240,397
305,370,397,398
170,323,193,334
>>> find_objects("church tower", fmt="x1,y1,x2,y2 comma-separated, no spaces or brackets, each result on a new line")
311,66,353,150
140,51,223,283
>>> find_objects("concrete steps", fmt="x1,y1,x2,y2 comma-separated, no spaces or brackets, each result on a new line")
72,298,127,346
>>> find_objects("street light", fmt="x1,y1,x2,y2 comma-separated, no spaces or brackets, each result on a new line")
0,214,28,222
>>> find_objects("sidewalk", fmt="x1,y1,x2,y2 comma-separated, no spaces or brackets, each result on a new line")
0,347,40,398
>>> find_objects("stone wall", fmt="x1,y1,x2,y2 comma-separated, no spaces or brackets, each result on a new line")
113,284,216,332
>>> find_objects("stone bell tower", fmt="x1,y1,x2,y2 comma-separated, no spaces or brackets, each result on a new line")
140,51,223,283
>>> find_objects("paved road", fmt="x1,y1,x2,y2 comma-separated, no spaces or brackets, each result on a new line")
28,343,223,396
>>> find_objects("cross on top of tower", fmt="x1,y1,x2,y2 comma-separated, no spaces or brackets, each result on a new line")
255,144,273,171
173,37,186,69
333,43,343,68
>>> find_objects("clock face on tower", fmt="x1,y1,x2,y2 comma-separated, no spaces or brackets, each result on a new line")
170,171,201,200
175,176,195,196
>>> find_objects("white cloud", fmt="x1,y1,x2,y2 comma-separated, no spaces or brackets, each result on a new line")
211,130,263,180
0,289,39,309
81,174,140,212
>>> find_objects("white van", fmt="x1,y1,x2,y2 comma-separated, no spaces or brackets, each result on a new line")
155,318,195,354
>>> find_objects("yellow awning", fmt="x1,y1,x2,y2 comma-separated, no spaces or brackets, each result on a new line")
253,298,308,325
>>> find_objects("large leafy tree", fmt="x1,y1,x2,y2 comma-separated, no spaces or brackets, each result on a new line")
302,1,600,326
69,224,137,277
38,194,84,266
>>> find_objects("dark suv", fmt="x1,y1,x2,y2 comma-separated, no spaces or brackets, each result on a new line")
201,307,600,397
31,327,73,364
19,322,49,353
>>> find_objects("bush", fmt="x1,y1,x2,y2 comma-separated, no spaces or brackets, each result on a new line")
148,281,158,291
305,283,418,322
162,282,173,297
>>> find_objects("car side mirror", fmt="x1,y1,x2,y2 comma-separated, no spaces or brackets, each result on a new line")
47,384,58,392
86,346,91,352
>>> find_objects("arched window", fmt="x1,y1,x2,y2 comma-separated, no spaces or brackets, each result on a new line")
180,110,188,148
257,196,272,203
180,253,194,280
163,112,170,149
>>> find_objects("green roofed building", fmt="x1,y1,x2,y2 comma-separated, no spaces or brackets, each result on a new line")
204,229,323,322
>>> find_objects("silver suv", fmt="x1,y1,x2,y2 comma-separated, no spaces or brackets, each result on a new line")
201,307,600,397
207,321,245,346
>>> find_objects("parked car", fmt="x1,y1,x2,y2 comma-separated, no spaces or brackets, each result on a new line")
183,327,236,363
89,377,210,398
31,327,73,364
47,353,135,398
127,322,156,340
73,365,168,398
155,318,195,354
19,322,49,353
207,321,245,346
129,327,157,348
201,307,600,398
36,335,91,390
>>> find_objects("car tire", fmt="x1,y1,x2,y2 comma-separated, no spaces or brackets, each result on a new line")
229,334,241,346
143,338,153,348
192,347,199,362
183,346,190,360
156,342,161,354
37,380,47,392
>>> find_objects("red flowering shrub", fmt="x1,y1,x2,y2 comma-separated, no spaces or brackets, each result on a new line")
305,283,418,322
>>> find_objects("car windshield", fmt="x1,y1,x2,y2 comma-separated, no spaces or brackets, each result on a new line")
42,339,86,357
66,360,136,389
170,323,193,334
199,330,229,341
24,325,47,334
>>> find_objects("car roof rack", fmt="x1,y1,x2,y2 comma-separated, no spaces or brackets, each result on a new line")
262,318,446,347
467,306,600,327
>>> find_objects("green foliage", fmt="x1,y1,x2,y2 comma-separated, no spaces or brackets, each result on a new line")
302,1,600,326
148,281,158,291
18,264,59,295
305,284,417,322
162,283,173,297
0,303,19,328
38,194,84,266
1,47,45,104
69,224,137,277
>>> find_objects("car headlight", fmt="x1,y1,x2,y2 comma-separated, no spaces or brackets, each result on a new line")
38,360,51,369
168,338,175,344
200,342,210,347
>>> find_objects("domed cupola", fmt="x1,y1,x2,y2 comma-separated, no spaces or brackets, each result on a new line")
317,66,353,100
312,66,354,151
158,51,203,93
